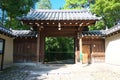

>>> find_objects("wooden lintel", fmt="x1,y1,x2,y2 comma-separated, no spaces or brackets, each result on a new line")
22,20,96,27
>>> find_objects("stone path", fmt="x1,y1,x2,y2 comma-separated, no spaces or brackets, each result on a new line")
0,63,120,80
0,66,29,80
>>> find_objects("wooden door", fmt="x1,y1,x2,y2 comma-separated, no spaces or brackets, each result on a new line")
82,45,91,64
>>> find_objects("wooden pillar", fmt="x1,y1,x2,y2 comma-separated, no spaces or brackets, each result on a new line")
75,32,80,63
39,34,45,63
37,26,45,63
36,28,44,62
79,33,82,63
36,30,40,62
74,36,77,63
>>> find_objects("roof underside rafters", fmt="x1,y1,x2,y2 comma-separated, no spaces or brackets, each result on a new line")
23,20,96,27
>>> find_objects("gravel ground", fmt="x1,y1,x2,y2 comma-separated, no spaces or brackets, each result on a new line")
0,63,120,80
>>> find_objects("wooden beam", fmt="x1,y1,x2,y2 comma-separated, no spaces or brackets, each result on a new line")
22,20,96,27
44,33,75,37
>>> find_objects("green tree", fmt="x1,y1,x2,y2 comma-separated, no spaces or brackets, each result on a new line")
45,37,74,61
89,20,105,30
0,0,38,29
37,0,51,9
45,37,74,53
63,0,94,9
91,0,120,29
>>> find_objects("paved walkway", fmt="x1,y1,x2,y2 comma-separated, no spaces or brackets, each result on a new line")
0,63,120,80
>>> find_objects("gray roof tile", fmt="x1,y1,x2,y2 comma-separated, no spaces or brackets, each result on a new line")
12,30,37,37
21,9,101,21
82,30,105,37
0,25,14,36
106,24,120,35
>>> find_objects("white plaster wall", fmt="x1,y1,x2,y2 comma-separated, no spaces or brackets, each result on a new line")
105,33,120,65
0,34,13,65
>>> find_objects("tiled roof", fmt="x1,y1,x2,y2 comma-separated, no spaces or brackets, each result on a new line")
106,24,120,35
20,9,101,21
0,25,14,36
82,30,105,37
12,30,37,37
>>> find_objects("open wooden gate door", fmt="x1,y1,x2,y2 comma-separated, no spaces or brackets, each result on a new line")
82,45,91,64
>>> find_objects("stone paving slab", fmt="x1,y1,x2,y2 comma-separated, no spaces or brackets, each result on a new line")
0,63,120,80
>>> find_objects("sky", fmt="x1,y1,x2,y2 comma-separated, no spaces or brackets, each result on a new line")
50,0,65,9
35,0,65,9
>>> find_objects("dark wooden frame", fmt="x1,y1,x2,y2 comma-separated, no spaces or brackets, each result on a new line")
0,38,5,70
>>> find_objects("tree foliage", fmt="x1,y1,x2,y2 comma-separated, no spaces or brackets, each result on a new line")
45,37,74,53
63,0,94,9
0,0,38,29
89,20,105,30
91,0,120,29
45,37,74,61
63,0,120,29
37,0,51,9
